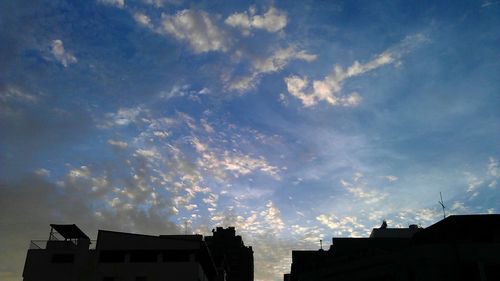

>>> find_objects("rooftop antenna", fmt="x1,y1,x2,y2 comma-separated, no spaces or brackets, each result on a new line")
438,192,446,219
319,239,323,250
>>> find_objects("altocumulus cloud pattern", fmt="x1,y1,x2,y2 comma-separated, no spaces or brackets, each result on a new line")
1,1,500,280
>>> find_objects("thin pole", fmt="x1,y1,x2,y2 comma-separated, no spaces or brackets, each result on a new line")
438,192,446,219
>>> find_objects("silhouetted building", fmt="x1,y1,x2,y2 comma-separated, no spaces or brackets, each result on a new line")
286,215,500,281
205,227,254,281
23,224,251,281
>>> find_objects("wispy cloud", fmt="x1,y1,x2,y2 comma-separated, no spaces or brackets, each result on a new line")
51,40,77,67
316,214,367,237
227,46,317,91
285,33,428,107
340,173,388,204
108,139,128,149
0,86,37,103
97,0,125,8
133,12,152,28
101,106,149,127
142,0,176,7
196,145,281,180
225,6,287,35
159,10,228,53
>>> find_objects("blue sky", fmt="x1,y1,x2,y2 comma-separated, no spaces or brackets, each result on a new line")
1,0,499,280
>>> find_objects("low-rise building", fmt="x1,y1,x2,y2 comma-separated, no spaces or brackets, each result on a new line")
23,224,229,281
286,215,500,281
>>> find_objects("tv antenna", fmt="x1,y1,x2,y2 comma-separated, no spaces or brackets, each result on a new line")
438,192,446,219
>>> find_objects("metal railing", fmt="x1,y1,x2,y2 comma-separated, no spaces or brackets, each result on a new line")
29,240,97,250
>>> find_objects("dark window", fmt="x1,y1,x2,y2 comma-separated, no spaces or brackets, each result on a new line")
99,250,127,263
162,250,190,262
51,254,74,263
130,250,158,263
136,277,147,281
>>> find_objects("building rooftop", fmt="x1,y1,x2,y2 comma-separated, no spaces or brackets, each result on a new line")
49,224,90,240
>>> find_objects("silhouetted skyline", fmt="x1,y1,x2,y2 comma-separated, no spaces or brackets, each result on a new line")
24,225,253,281
286,215,500,281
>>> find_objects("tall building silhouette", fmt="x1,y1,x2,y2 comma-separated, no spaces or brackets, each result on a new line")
23,224,253,281
285,215,500,281
205,227,254,281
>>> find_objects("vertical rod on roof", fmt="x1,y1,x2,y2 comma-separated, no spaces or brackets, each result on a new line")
438,192,446,219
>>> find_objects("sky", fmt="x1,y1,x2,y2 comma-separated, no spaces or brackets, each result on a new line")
0,0,499,280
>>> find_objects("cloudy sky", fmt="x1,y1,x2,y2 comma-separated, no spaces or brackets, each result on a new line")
1,0,499,280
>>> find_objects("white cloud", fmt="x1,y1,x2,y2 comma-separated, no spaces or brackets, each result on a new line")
153,130,170,138
414,208,441,224
382,175,398,182
227,46,317,92
133,12,152,27
465,172,483,193
488,157,499,177
108,139,128,149
102,106,148,127
97,0,125,8
201,119,214,134
285,33,428,107
34,168,50,177
0,86,37,103
316,214,366,237
51,40,77,67
142,0,172,7
191,137,208,152
260,201,285,233
340,174,388,204
220,152,280,179
184,204,198,211
157,84,208,101
253,47,317,73
198,149,280,180
482,1,500,8
135,148,160,159
225,7,287,35
159,9,228,53
202,193,218,208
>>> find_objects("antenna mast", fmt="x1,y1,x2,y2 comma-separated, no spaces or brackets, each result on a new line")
438,192,446,219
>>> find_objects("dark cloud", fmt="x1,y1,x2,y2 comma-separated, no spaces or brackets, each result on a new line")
0,151,180,280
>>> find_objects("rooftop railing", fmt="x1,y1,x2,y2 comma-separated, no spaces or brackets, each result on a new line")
29,240,97,250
